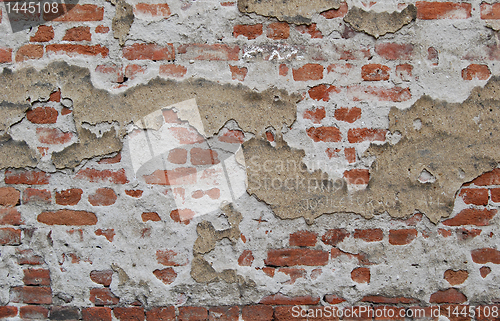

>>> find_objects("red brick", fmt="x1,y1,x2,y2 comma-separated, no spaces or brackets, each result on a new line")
177,44,239,61
325,294,347,304
0,306,17,318
456,227,481,240
191,148,219,165
170,127,204,144
471,248,500,264
322,229,349,246
0,187,20,207
99,153,122,164
491,188,500,203
124,64,146,80
31,25,54,42
326,148,341,159
289,230,317,247
444,270,468,286
348,128,387,143
125,190,143,198
134,3,171,17
49,89,61,102
153,268,177,285
266,131,274,142
178,307,208,321
47,44,108,57
26,107,58,124
23,268,50,286
264,248,328,266
459,188,488,205
0,48,12,63
156,249,187,266
303,107,326,124
0,227,21,245
292,64,323,81
354,229,383,242
267,22,289,40
76,168,128,184
90,288,119,306
416,2,471,20
5,170,50,185
96,64,124,83
15,44,43,62
230,65,247,81
429,288,467,304
37,128,73,144
351,267,370,283
241,305,273,321
296,23,323,38
306,126,342,142
95,25,110,33
471,168,500,186
345,147,356,163
95,229,115,242
362,64,390,81
344,169,370,185
480,266,491,278
259,293,320,305
114,307,145,320
234,24,263,39
170,209,196,224
209,306,239,321
83,307,112,321
144,168,197,185
279,64,288,76
481,2,500,19
0,208,22,225
273,306,307,321
396,63,413,81
160,64,187,77
55,188,83,206
348,85,411,102
428,47,439,66
142,212,161,222
442,208,496,226
219,129,244,144
44,4,103,21
88,188,117,206
278,267,306,284
389,229,418,245
63,26,91,41
10,286,52,304
362,295,420,304
375,43,413,60
308,84,340,101
462,64,491,80
90,270,113,286
335,107,362,123
321,2,348,18
17,249,44,265
238,250,254,266
38,209,97,226
20,305,49,319
146,307,175,321
262,267,275,277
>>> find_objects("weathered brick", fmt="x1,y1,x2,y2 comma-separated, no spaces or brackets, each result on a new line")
31,25,54,42
17,249,44,265
354,229,383,242
292,64,323,81
37,128,73,145
95,25,110,33
0,187,20,207
153,268,177,285
146,307,175,321
49,306,80,320
0,208,22,225
471,248,500,264
396,63,413,81
429,288,467,304
290,230,317,247
90,270,113,286
0,48,13,63
177,44,239,61
416,2,471,20
44,4,104,21
428,46,439,66
462,64,491,80
279,64,288,76
322,229,349,246
5,170,50,185
471,168,500,186
345,147,356,163
10,286,52,304
458,188,488,206
27,107,58,124
273,306,307,321
303,107,326,124
160,64,187,77
208,306,239,321
63,26,91,41
170,209,196,224
114,307,145,321
125,190,143,198
95,229,115,242
348,128,387,143
88,188,117,206
306,126,342,142
38,209,97,225
0,227,21,245
351,267,370,283
134,3,171,18
23,268,50,286
335,107,362,123
47,44,108,57
362,295,420,304
389,229,418,245
15,44,43,62
82,307,112,321
308,84,340,101
90,288,119,306
191,148,219,165
95,64,124,83
324,294,347,304
55,188,83,206
267,22,289,40
170,127,204,144
362,64,390,81
344,169,370,185
321,2,348,18
142,212,161,222
375,43,413,60
178,306,208,321
156,249,187,266
229,65,247,81
444,269,468,286
238,250,254,266
219,129,244,144
296,23,322,38
259,293,320,305
20,305,49,319
264,248,328,266
76,168,128,184
456,228,480,241
442,208,496,226
348,85,411,102
480,266,491,278
234,24,263,39
241,305,273,321
99,153,122,164
481,2,500,19
0,306,17,318
144,168,197,186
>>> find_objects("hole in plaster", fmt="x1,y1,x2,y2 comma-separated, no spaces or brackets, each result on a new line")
458,168,465,179
418,168,436,184
387,130,402,145
413,118,422,131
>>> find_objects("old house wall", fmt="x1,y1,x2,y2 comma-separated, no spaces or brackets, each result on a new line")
1,0,500,320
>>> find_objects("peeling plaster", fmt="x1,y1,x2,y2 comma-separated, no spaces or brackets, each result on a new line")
110,0,134,46
343,5,417,38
